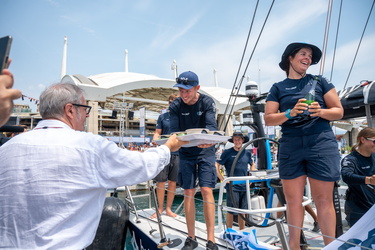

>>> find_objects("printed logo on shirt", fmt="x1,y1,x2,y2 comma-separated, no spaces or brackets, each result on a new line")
182,112,190,116
212,102,216,112
285,86,297,90
342,158,350,166
362,165,371,169
197,111,203,116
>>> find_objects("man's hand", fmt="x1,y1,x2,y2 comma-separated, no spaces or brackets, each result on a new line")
164,134,189,152
0,69,22,126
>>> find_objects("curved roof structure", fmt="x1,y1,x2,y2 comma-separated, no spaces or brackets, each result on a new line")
61,72,251,115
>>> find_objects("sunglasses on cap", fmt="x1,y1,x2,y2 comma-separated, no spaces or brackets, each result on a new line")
365,138,375,144
176,78,197,85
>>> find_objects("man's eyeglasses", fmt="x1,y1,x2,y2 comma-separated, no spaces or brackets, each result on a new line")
176,78,196,85
365,138,375,144
72,103,92,115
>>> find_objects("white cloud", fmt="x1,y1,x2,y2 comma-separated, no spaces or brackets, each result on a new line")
60,15,96,35
150,13,203,50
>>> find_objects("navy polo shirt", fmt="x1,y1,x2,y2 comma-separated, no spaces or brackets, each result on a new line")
217,148,253,191
341,151,375,212
266,74,334,136
156,112,178,155
169,93,218,158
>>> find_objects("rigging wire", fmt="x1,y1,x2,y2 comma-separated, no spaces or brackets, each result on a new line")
222,0,275,133
343,0,375,89
218,0,260,130
329,0,343,82
320,0,334,75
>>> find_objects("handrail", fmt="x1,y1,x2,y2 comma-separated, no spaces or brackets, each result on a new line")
217,174,312,231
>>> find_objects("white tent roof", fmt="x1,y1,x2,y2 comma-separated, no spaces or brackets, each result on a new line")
61,72,251,115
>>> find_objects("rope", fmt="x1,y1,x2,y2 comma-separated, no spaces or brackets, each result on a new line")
343,0,375,89
220,0,276,132
218,0,259,130
329,0,343,82
320,0,333,75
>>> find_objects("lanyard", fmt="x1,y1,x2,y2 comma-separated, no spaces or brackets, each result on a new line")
34,126,64,130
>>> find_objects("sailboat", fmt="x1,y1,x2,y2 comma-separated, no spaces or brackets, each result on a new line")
121,90,349,250
120,1,375,249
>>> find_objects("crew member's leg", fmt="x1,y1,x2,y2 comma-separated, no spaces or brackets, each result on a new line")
282,176,306,250
306,130,340,245
238,215,246,230
201,186,215,242
165,180,177,217
226,213,234,229
238,191,247,230
179,158,198,249
150,181,166,219
165,154,179,217
305,204,320,232
309,178,336,245
197,154,218,247
184,188,196,238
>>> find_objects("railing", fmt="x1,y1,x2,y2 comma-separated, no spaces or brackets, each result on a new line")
216,173,312,231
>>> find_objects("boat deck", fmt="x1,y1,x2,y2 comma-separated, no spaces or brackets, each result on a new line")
124,174,350,249
128,208,280,249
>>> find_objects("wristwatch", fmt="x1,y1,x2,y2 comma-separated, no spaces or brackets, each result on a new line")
284,109,293,119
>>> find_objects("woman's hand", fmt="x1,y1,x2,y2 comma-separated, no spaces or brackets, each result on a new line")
291,98,311,116
308,101,322,117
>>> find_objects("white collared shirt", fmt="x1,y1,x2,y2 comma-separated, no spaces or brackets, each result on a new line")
0,119,170,249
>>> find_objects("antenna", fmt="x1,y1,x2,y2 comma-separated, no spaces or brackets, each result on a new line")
60,36,67,79
171,60,177,78
213,69,218,87
124,49,128,72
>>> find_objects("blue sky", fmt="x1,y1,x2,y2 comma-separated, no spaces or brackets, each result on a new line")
1,0,374,112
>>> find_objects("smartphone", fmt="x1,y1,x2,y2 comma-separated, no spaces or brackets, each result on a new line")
0,36,12,74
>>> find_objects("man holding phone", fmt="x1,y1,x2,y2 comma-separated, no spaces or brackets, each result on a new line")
0,35,22,126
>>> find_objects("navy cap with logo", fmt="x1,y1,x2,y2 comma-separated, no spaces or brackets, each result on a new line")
174,71,199,89
279,42,322,71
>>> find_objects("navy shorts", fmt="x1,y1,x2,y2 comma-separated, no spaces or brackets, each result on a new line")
278,130,340,181
178,155,217,189
153,154,179,182
226,190,248,215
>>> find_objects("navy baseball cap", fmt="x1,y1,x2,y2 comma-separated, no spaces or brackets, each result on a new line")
279,42,322,71
173,71,199,89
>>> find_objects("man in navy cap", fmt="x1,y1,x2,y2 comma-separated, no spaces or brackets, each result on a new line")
169,71,219,250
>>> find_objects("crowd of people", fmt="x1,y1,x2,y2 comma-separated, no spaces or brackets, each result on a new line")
1,43,374,250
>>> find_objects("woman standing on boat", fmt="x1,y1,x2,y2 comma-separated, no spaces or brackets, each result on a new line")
264,42,343,249
341,127,375,227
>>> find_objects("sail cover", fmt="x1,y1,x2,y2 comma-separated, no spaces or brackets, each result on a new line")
337,80,375,119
